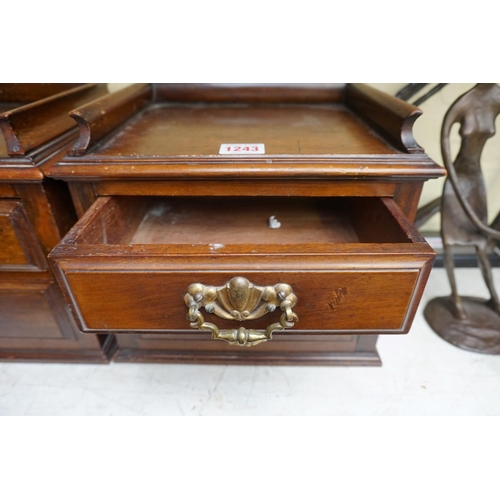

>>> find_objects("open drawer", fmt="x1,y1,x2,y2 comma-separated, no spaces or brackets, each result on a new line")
49,195,435,346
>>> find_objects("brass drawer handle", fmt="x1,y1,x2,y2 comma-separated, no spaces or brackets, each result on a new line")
184,277,298,346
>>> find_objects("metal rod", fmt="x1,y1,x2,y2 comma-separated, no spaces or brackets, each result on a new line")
396,83,428,101
412,84,448,106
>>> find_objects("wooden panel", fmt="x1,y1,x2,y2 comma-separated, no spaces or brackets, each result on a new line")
59,196,424,247
68,182,98,218
69,84,152,156
0,84,84,103
129,197,361,245
0,282,67,339
16,183,67,255
0,199,46,270
137,332,356,346
0,84,108,156
346,83,424,153
46,84,443,185
98,180,396,198
113,333,381,366
153,83,346,104
0,278,114,362
41,178,77,238
62,268,422,333
89,103,398,157
393,182,424,221
0,184,16,197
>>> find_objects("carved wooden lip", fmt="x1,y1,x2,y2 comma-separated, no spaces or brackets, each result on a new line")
59,153,437,165
49,154,444,181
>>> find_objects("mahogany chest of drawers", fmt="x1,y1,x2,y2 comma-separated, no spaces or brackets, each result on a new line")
0,84,114,362
46,83,445,365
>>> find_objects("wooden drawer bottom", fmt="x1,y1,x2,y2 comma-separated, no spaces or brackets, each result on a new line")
112,333,381,366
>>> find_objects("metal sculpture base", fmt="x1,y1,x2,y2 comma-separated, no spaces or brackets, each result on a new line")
424,296,500,354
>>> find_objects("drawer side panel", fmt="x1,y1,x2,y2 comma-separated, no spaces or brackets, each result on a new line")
0,200,47,270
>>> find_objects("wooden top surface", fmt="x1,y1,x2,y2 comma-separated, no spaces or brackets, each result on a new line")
86,103,397,158
49,83,446,182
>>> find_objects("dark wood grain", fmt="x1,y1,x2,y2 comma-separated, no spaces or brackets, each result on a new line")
0,84,108,156
0,280,75,339
96,179,397,198
80,103,398,157
15,183,69,256
0,133,70,182
393,182,424,220
69,83,152,156
0,199,47,270
60,268,424,333
0,84,113,363
47,83,443,184
0,184,16,197
0,84,83,103
113,333,381,366
0,277,111,362
153,83,346,104
346,83,425,153
68,182,98,218
41,178,77,238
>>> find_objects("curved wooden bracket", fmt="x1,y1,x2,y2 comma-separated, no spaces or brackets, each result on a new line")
346,83,424,153
68,83,152,156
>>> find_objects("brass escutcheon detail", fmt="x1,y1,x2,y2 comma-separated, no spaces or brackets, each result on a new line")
184,277,298,346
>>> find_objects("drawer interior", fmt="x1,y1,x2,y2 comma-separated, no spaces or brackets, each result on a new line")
72,196,419,248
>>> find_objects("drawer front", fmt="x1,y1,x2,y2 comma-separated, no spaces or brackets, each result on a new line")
50,195,435,341
0,281,73,340
0,200,46,271
54,256,431,335
0,277,112,362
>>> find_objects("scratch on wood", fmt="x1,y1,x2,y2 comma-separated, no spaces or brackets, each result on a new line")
328,287,348,312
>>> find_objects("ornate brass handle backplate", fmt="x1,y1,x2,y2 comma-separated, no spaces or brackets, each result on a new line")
184,277,298,346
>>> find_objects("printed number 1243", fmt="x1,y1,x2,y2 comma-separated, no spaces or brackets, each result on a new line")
219,143,265,154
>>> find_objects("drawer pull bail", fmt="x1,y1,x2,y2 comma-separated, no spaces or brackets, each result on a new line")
184,277,298,346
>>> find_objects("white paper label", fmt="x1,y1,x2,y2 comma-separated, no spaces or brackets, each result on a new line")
219,143,265,154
